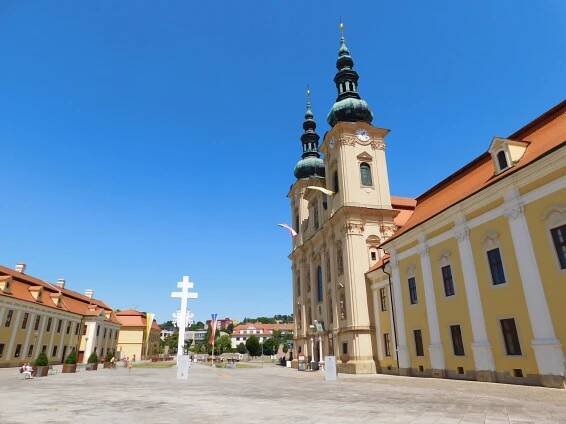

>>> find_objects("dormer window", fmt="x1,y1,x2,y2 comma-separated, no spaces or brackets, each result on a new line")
488,137,529,175
0,276,12,294
496,150,509,171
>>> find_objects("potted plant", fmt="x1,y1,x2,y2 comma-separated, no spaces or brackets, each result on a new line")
33,352,49,377
103,351,115,368
86,352,98,371
62,350,78,373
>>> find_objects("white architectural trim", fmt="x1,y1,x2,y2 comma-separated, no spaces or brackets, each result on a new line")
504,188,565,376
388,251,410,368
417,237,445,371
453,218,495,372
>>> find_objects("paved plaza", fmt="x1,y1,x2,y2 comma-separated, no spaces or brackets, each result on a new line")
1,363,565,423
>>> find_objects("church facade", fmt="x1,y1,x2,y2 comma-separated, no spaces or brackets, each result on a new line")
288,27,566,387
288,28,415,374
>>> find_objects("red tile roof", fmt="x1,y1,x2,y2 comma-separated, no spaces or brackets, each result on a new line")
0,265,119,324
116,309,161,331
383,99,566,245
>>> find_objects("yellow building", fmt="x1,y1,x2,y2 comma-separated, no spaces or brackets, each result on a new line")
0,263,120,366
367,100,566,388
116,309,161,361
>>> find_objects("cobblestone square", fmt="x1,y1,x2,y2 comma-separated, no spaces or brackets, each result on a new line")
1,364,565,423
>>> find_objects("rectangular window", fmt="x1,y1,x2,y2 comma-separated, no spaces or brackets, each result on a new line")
14,344,22,358
413,329,424,357
42,345,47,354
441,265,455,296
52,345,58,357
56,319,62,333
27,344,34,358
96,326,100,337
75,323,80,335
46,317,52,332
500,318,522,355
34,315,41,331
103,328,107,338
450,325,465,356
487,248,506,285
383,333,391,357
551,225,566,269
21,312,29,329
342,342,348,355
4,310,13,327
0,343,4,358
380,287,388,312
371,251,377,261
66,322,71,335
82,324,87,336
408,277,418,304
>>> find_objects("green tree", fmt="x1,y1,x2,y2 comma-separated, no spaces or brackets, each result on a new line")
226,323,234,334
262,338,278,356
237,342,247,354
246,335,261,357
215,335,232,355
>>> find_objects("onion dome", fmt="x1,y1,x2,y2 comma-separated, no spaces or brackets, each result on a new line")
294,88,326,179
327,22,373,127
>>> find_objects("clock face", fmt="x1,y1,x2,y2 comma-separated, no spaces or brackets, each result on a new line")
356,128,370,142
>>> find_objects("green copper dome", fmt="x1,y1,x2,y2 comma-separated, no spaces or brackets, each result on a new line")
327,25,373,127
294,89,325,180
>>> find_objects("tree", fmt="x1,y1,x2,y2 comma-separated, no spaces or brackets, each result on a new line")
159,320,175,331
245,335,261,357
237,342,247,354
216,335,232,355
262,338,278,356
226,323,234,334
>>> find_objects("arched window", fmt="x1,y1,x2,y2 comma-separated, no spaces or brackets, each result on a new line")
314,203,319,230
317,266,323,303
497,151,509,171
333,171,339,193
360,162,372,186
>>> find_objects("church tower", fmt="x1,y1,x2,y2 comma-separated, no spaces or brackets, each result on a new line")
289,24,398,374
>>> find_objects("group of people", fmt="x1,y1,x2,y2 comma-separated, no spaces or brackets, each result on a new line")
19,363,34,379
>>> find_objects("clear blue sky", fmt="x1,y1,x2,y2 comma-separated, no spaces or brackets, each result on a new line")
1,1,564,324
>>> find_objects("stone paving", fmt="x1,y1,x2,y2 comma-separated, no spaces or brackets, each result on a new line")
1,363,565,423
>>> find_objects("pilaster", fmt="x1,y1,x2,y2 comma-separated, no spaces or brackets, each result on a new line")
453,217,496,381
388,251,410,373
417,236,445,377
504,189,565,386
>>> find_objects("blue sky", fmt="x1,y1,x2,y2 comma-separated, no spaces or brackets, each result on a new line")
0,1,564,324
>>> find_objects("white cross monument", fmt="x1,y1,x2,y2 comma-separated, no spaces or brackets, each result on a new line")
171,276,198,378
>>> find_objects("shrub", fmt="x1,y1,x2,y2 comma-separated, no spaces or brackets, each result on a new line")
34,352,49,367
64,350,78,364
245,335,261,357
105,351,114,362
87,352,98,364
237,342,247,354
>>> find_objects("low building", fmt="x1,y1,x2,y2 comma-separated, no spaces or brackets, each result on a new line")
230,323,293,348
205,317,235,331
160,329,174,340
116,310,161,361
185,330,207,344
0,263,120,366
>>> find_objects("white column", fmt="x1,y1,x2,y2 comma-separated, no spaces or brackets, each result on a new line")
57,319,67,361
371,284,384,360
504,190,565,377
388,251,410,369
47,317,57,359
84,322,97,363
34,315,47,358
417,238,445,372
22,312,36,360
310,337,314,363
454,219,495,373
318,336,323,364
5,309,22,360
